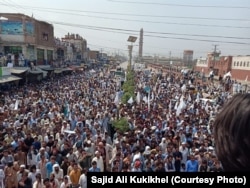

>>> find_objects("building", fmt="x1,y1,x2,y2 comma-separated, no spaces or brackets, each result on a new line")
88,50,99,60
195,53,232,76
195,57,208,73
231,56,250,81
183,50,193,67
0,13,55,65
208,55,232,76
54,37,67,63
61,33,87,62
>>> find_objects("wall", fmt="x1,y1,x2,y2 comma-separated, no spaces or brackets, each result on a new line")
208,56,232,76
35,21,54,47
88,51,99,60
231,56,250,81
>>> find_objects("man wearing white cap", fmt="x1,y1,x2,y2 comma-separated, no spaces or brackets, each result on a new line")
92,151,104,172
52,163,63,186
17,164,29,182
179,142,189,164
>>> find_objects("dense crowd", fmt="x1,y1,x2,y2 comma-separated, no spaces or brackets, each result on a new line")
0,63,243,188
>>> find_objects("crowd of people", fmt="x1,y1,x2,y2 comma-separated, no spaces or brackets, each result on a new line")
0,63,244,188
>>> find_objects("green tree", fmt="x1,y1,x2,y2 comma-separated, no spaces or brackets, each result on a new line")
112,117,129,133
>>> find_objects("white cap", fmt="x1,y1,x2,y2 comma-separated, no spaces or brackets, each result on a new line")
87,140,91,144
114,140,119,144
208,146,214,150
151,126,157,130
20,164,26,168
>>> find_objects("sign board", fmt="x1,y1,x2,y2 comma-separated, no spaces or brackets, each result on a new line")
0,67,11,76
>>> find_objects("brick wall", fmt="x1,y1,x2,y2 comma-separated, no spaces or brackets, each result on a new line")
35,21,54,47
231,69,249,81
207,56,232,76
194,66,208,73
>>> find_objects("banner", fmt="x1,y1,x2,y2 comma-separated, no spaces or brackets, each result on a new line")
87,172,249,188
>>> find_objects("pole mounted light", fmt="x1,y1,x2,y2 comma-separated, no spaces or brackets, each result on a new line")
127,36,137,68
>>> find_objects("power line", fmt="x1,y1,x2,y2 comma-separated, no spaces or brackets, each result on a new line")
31,8,250,29
52,22,250,40
107,0,250,9
1,1,70,36
0,3,249,22
51,21,250,45
1,3,249,29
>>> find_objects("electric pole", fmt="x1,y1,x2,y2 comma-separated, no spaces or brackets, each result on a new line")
212,44,219,69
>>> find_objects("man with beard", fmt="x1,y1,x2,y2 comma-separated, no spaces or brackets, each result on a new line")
52,164,64,186
49,172,60,188
17,164,29,182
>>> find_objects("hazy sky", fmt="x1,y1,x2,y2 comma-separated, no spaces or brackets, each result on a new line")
1,0,250,58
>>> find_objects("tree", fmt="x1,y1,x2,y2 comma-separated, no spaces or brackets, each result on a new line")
112,117,129,133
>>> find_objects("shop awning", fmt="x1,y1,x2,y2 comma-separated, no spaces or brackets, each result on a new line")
37,65,55,71
10,68,29,74
0,75,22,84
29,70,44,74
62,67,73,72
54,69,63,74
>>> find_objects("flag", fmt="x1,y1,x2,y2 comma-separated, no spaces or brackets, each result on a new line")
196,93,200,102
136,91,140,104
188,94,192,102
181,84,186,92
14,99,19,110
114,92,120,105
176,95,186,116
169,100,172,111
151,91,154,101
245,75,248,82
143,95,147,103
127,97,133,104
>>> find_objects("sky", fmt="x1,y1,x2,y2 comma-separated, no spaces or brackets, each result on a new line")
0,0,250,59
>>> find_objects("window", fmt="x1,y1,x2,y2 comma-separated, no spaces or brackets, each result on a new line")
234,61,236,66
47,50,53,62
240,62,242,66
237,62,239,66
243,62,246,67
37,48,44,62
42,32,48,41
248,62,250,67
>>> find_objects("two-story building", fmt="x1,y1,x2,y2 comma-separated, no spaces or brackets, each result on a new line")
0,13,55,65
61,33,87,63
231,56,250,81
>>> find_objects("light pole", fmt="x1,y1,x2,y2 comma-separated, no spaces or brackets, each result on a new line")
127,36,137,69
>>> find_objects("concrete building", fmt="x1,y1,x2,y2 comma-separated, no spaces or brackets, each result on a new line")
61,33,87,62
195,57,208,73
183,50,194,67
195,53,232,76
0,13,55,65
88,50,99,60
231,56,250,81
209,55,232,76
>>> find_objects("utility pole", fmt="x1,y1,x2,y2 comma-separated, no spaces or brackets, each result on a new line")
212,44,219,69
169,51,172,71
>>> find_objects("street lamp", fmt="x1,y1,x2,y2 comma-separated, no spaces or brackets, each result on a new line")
127,36,137,69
